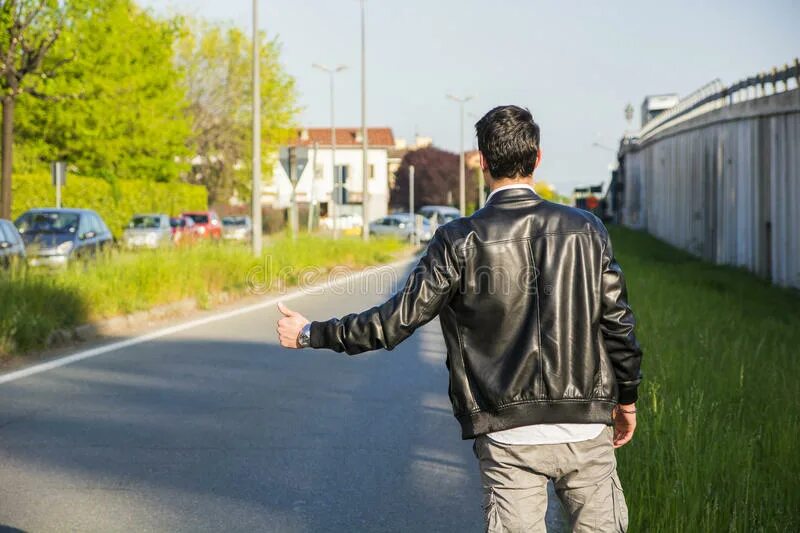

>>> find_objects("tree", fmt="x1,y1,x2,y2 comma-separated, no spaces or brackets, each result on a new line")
176,19,297,205
14,0,192,183
0,0,75,218
390,146,475,210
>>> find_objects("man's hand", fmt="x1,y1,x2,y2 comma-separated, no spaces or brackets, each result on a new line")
612,403,637,448
276,302,310,349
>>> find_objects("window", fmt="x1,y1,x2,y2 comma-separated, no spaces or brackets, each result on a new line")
369,164,376,179
0,221,10,242
16,212,79,234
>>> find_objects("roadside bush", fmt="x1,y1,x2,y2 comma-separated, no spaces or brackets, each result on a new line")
11,173,207,237
0,235,407,356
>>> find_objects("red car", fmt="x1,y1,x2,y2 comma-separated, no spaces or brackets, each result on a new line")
170,216,197,245
181,211,222,241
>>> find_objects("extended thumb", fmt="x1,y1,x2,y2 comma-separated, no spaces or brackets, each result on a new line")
277,302,294,316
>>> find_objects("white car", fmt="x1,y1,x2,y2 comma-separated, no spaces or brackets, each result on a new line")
369,214,432,242
321,213,363,231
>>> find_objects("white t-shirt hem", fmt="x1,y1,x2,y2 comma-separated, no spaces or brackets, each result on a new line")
487,423,606,445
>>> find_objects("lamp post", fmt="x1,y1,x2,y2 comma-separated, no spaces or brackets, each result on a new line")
251,0,262,256
360,0,369,241
312,63,347,239
591,141,616,152
447,94,473,215
467,111,484,207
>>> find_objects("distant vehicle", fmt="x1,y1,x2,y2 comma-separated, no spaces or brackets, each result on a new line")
320,213,363,231
170,216,197,245
222,216,252,242
0,218,26,268
182,210,222,241
369,213,433,242
418,205,460,225
14,208,113,267
122,214,172,249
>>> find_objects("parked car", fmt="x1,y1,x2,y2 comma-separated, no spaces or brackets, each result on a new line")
14,208,113,267
222,215,252,242
320,213,364,232
182,210,221,241
170,216,197,245
122,213,172,249
0,218,26,268
418,205,460,225
369,213,433,242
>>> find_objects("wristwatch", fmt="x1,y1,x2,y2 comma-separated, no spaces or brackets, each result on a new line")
297,323,312,348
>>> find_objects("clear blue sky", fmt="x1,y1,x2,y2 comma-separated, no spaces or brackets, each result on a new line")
141,0,799,194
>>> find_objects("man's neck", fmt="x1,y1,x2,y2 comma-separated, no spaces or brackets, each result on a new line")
488,176,535,193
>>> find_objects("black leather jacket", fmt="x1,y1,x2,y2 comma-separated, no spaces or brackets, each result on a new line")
310,187,643,439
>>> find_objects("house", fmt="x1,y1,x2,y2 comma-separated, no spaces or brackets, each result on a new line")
265,127,395,224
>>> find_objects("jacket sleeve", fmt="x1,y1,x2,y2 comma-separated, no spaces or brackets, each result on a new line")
309,228,459,355
599,228,643,404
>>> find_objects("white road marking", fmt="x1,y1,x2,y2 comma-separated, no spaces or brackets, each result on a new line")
0,257,414,385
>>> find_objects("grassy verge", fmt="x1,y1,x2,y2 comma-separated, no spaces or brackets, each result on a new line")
609,226,799,532
0,235,407,357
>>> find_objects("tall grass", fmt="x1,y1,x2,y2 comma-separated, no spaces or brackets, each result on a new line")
0,235,406,356
610,226,799,532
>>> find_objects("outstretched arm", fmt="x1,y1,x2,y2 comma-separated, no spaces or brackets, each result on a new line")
277,229,459,353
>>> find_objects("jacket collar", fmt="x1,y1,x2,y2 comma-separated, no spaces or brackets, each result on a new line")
485,185,542,206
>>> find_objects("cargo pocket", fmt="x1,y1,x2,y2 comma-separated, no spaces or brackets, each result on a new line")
611,473,629,532
482,487,501,533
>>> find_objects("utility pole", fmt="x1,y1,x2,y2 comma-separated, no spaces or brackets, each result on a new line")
409,164,416,246
308,141,318,232
360,0,369,241
467,111,485,208
251,0,262,256
313,63,347,239
447,94,472,216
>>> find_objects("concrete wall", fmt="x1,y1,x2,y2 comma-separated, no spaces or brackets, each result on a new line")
619,88,800,289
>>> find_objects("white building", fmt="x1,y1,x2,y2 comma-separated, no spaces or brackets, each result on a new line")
265,127,395,224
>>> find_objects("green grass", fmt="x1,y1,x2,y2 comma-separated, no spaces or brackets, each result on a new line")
609,226,799,532
0,235,406,357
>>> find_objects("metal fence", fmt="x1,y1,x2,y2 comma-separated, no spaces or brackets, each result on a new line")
615,60,800,289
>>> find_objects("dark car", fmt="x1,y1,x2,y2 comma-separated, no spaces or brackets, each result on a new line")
181,210,222,241
0,218,26,268
14,208,114,267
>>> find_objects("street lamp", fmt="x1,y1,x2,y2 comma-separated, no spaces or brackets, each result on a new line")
447,94,473,216
467,111,485,207
360,0,369,241
313,63,347,240
251,0,262,256
591,141,616,152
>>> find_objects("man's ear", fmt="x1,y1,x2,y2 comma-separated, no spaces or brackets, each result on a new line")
534,148,543,170
479,151,488,171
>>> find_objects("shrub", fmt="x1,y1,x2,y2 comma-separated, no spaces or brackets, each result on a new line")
11,173,207,237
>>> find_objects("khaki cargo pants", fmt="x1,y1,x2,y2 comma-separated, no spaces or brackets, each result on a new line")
472,426,629,532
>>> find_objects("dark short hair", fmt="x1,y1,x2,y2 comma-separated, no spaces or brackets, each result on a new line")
475,105,540,179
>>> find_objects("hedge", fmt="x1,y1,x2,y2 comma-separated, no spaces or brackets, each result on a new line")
10,173,208,237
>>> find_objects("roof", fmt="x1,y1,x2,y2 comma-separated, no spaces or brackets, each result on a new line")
23,207,95,214
287,127,395,148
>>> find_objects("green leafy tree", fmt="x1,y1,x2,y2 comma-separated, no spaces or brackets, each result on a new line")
14,0,192,183
0,0,77,218
176,19,297,205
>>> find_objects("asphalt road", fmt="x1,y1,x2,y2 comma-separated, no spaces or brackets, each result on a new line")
0,260,565,532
